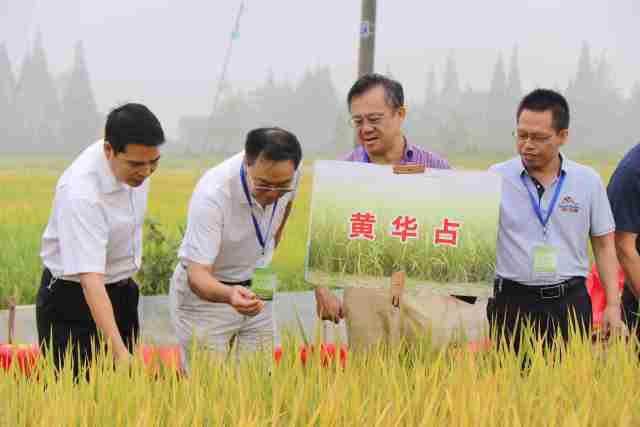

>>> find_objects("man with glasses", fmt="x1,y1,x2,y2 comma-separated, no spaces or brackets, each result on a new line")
343,73,449,167
169,127,302,370
314,73,482,350
37,103,165,373
487,89,625,353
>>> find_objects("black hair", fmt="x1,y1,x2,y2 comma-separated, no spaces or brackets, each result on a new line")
245,127,302,169
517,89,570,132
347,73,404,111
105,103,165,154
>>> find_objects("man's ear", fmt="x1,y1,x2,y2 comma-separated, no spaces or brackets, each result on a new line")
557,129,569,147
104,141,113,160
397,105,407,121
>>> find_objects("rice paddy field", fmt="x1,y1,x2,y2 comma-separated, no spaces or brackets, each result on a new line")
3,332,640,426
0,152,636,426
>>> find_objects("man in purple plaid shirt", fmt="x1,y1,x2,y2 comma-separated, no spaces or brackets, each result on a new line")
341,74,449,168
315,74,475,349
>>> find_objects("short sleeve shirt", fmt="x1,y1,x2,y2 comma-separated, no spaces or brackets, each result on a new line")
607,143,640,253
177,152,301,284
40,140,149,284
491,154,615,286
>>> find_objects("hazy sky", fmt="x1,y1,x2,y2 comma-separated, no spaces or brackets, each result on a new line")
1,0,639,137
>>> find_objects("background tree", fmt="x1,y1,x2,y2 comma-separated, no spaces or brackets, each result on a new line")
0,42,15,152
487,53,511,150
13,32,61,153
507,45,523,105
288,66,339,155
441,51,461,111
60,41,101,154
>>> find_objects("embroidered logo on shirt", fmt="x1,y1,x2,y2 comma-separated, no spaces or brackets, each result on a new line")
559,196,579,213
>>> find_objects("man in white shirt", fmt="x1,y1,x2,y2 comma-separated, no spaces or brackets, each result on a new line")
169,127,302,370
36,103,165,373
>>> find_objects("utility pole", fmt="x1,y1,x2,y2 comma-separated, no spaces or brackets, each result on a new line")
353,0,377,147
357,0,377,77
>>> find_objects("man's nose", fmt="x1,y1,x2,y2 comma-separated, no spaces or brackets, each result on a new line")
139,164,153,177
360,123,375,134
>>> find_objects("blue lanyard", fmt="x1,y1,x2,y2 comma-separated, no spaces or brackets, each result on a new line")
240,164,278,254
520,171,565,237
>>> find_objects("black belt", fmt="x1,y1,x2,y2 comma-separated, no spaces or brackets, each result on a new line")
180,263,252,287
494,276,585,300
107,278,133,287
221,279,252,287
43,267,132,289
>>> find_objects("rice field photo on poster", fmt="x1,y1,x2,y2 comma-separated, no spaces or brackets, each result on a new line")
304,161,502,298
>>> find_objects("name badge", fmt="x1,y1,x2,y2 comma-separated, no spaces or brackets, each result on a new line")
532,245,558,278
252,261,276,301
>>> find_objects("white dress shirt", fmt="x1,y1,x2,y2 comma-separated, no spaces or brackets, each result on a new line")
40,140,149,284
176,151,300,285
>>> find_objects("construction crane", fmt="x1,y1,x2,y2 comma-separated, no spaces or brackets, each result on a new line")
211,0,246,117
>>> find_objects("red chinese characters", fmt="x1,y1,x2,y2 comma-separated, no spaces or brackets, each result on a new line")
349,211,377,241
433,218,462,247
347,213,463,247
390,215,419,243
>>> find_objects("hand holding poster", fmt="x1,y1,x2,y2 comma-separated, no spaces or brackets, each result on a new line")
305,161,502,298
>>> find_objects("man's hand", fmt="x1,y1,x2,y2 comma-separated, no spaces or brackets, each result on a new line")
315,287,343,323
601,304,628,338
229,286,264,316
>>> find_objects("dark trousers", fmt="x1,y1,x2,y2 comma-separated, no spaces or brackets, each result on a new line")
622,283,640,341
487,277,592,354
36,268,140,373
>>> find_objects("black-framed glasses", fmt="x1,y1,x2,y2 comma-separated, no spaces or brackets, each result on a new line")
513,130,554,145
248,174,295,194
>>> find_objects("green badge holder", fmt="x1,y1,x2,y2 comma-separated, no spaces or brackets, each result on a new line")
532,245,558,277
252,265,276,301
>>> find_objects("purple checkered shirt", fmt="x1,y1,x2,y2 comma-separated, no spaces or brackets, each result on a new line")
342,138,450,169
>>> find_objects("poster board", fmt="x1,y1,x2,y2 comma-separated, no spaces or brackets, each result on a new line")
304,160,502,298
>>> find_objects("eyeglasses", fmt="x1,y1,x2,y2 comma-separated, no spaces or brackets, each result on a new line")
513,130,554,145
248,174,295,194
349,112,394,129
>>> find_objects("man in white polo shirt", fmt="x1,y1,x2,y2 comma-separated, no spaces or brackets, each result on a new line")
36,103,165,372
488,89,625,353
169,127,302,370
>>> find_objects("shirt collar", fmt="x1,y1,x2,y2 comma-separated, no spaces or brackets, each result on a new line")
237,157,268,208
402,137,417,163
96,140,126,194
237,159,251,206
361,136,415,163
518,152,568,178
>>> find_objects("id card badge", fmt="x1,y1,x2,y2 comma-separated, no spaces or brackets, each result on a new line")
532,245,559,278
252,258,276,301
